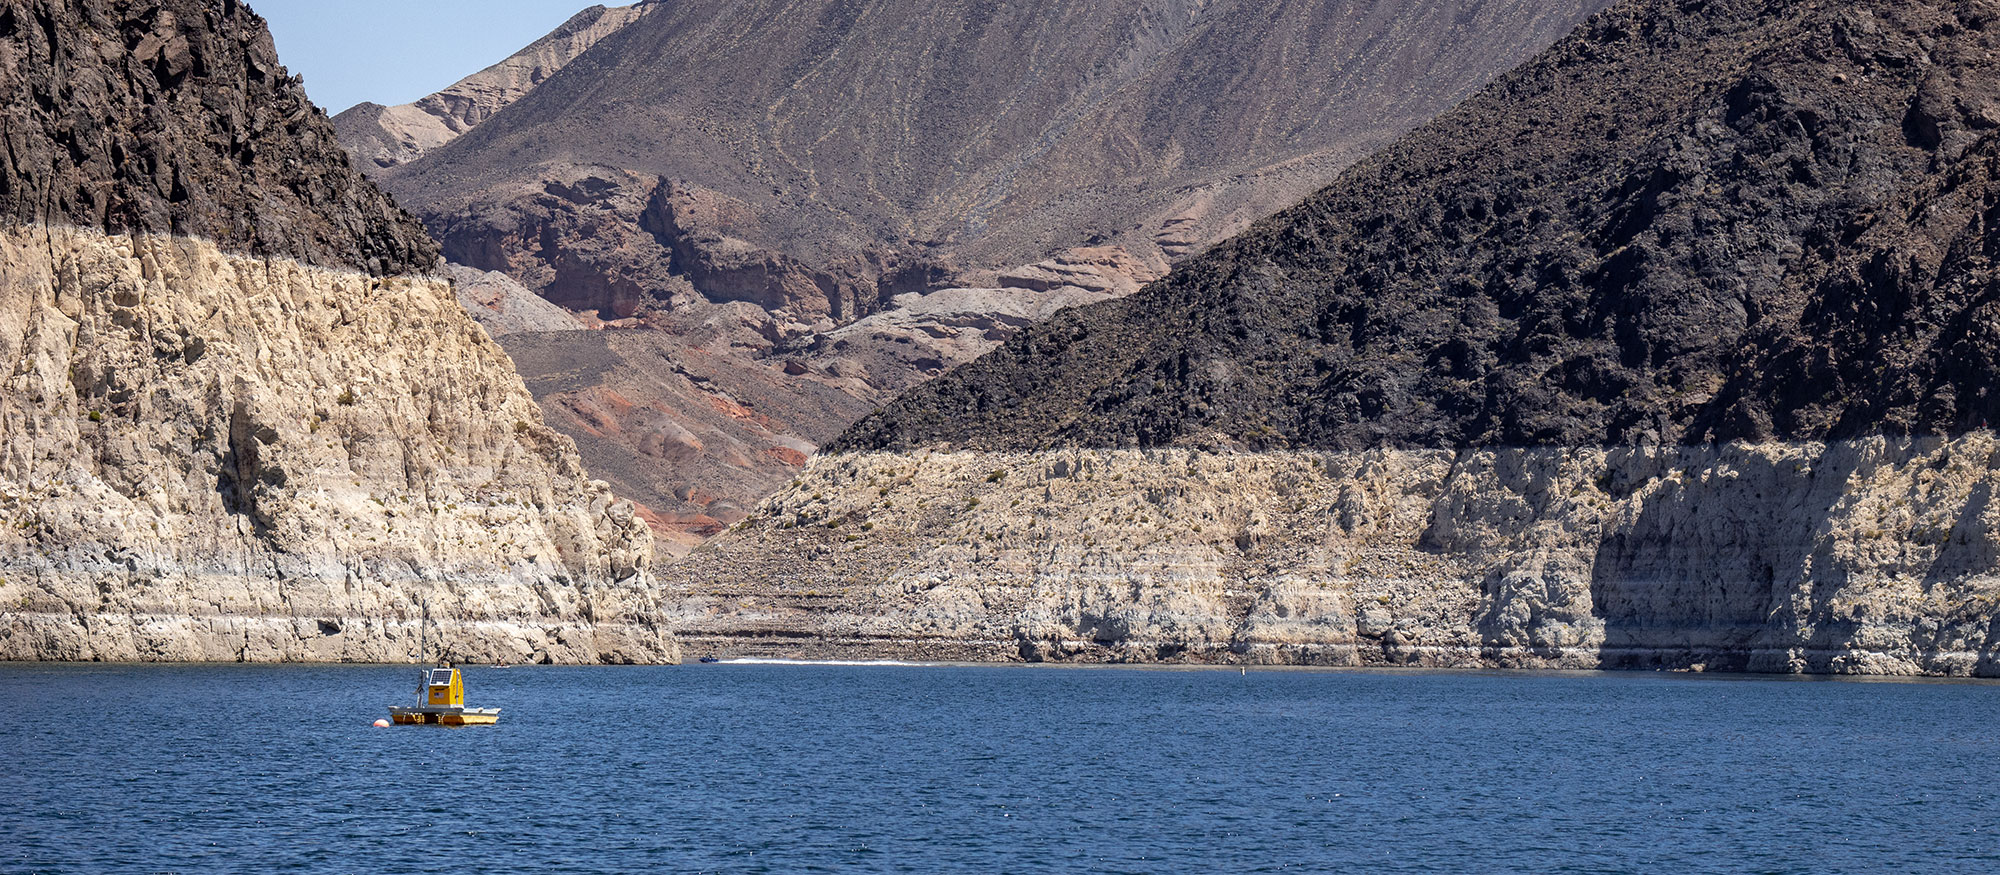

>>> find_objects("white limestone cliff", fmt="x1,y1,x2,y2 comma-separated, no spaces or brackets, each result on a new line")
0,226,676,663
673,439,2000,675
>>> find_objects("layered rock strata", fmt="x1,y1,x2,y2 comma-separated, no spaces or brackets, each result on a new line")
0,0,673,663
676,440,2000,675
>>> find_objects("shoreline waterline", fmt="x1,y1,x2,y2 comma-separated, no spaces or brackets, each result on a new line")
7,658,2000,686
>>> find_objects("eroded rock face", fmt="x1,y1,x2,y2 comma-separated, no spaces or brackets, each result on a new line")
431,168,945,328
485,266,1134,548
706,0,2000,675
0,0,673,663
0,228,674,663
331,3,651,171
674,441,2000,675
413,163,952,542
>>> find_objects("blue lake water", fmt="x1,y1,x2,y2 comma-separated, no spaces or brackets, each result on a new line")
2,662,1997,873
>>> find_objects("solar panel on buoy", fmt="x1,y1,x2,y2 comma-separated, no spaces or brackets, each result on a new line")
387,665,501,726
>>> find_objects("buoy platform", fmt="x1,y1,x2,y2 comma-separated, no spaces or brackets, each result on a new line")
389,665,501,726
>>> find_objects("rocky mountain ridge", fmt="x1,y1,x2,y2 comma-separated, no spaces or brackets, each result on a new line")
839,0,2000,452
388,0,1616,318
331,3,651,171
0,0,436,275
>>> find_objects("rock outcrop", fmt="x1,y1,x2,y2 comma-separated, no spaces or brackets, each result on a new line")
675,0,2000,675
429,167,939,329
330,3,650,171
446,263,582,337
0,0,674,663
0,0,435,275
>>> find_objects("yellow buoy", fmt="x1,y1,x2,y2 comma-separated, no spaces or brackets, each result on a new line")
387,664,501,726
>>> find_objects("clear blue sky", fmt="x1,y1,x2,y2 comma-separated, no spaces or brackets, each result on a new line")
249,0,609,114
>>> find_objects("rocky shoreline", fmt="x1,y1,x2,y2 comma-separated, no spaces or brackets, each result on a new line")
670,437,2000,676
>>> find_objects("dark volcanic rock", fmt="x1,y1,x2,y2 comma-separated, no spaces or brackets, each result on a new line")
0,0,437,275
429,165,683,320
836,0,2000,453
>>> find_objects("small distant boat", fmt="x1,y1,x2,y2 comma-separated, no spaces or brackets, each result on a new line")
388,665,501,726
698,656,720,664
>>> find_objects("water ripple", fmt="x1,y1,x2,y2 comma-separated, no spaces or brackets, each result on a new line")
0,665,1995,873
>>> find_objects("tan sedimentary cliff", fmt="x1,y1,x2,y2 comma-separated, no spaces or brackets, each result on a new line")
0,226,675,663
332,4,651,171
672,439,2000,675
